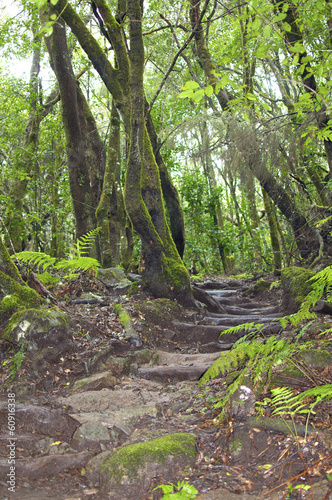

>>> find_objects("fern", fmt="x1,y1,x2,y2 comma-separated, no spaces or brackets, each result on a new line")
55,256,101,275
13,251,56,271
280,265,332,328
69,227,101,258
13,228,102,278
199,323,293,419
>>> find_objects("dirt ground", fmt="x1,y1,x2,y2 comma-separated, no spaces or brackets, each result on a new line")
1,273,332,499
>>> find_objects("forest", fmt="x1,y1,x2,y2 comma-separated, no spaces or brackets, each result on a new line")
1,1,332,498
0,0,331,295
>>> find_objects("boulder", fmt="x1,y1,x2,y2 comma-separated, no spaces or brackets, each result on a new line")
3,307,71,359
281,267,315,314
86,432,196,499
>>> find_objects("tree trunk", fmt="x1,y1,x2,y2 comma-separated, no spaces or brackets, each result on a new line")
262,188,282,271
51,0,193,304
145,103,185,259
96,102,133,269
46,14,96,240
124,0,192,304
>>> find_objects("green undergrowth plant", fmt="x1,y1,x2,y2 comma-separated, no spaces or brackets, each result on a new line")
199,319,331,421
13,228,101,282
153,480,198,499
280,265,332,328
2,345,26,380
256,385,332,444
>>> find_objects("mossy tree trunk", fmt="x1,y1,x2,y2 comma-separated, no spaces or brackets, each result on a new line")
145,103,185,259
262,188,282,272
0,240,42,325
96,102,133,269
124,0,192,304
50,0,193,304
45,13,97,241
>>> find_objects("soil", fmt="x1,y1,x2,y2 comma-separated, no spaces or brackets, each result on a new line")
1,272,332,500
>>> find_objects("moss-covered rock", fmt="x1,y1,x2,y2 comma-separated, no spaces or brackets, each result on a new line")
98,268,131,292
296,349,332,368
246,278,270,296
135,298,183,325
3,307,71,358
0,271,43,323
281,266,315,314
87,432,196,499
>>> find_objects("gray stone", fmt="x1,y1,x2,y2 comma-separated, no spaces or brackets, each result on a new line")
71,371,117,392
71,421,111,450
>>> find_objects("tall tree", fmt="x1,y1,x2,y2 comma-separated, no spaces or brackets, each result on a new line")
47,0,193,304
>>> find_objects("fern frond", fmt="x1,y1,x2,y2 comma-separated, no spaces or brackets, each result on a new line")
55,256,101,276
13,251,56,271
70,227,101,257
220,322,264,338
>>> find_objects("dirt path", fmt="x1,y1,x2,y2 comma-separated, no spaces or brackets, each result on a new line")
1,275,331,499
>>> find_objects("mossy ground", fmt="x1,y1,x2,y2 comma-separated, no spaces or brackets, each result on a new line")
100,432,196,483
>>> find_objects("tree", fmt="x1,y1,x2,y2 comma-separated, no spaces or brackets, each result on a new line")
46,0,193,304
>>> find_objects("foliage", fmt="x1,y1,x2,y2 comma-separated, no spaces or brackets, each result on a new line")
199,326,331,421
153,480,198,499
280,265,332,328
2,346,26,380
13,228,101,278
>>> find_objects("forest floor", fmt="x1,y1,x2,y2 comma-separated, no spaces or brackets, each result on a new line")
1,272,332,499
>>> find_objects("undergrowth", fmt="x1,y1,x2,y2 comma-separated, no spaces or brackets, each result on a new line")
13,228,101,282
200,265,332,421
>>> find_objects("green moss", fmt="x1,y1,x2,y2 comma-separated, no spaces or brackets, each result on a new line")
281,266,315,311
113,303,131,328
0,294,21,315
100,433,196,483
128,281,140,296
296,349,332,368
3,307,69,343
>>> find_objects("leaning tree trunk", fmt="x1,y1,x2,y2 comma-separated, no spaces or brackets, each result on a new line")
124,0,192,304
188,0,321,261
46,14,96,240
51,0,193,304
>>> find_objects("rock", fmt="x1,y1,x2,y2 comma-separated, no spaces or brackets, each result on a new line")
245,278,270,296
138,364,211,382
229,424,268,462
0,403,79,442
71,421,111,451
0,451,93,480
86,432,196,499
127,273,142,282
2,307,71,358
98,268,131,292
71,371,117,392
281,266,315,314
295,348,332,368
229,385,256,418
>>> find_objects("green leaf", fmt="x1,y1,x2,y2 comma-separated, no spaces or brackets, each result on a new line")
192,88,205,101
263,25,272,38
204,85,214,97
181,81,200,90
282,22,292,32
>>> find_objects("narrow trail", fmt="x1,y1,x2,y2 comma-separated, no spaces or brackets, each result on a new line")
1,276,330,499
